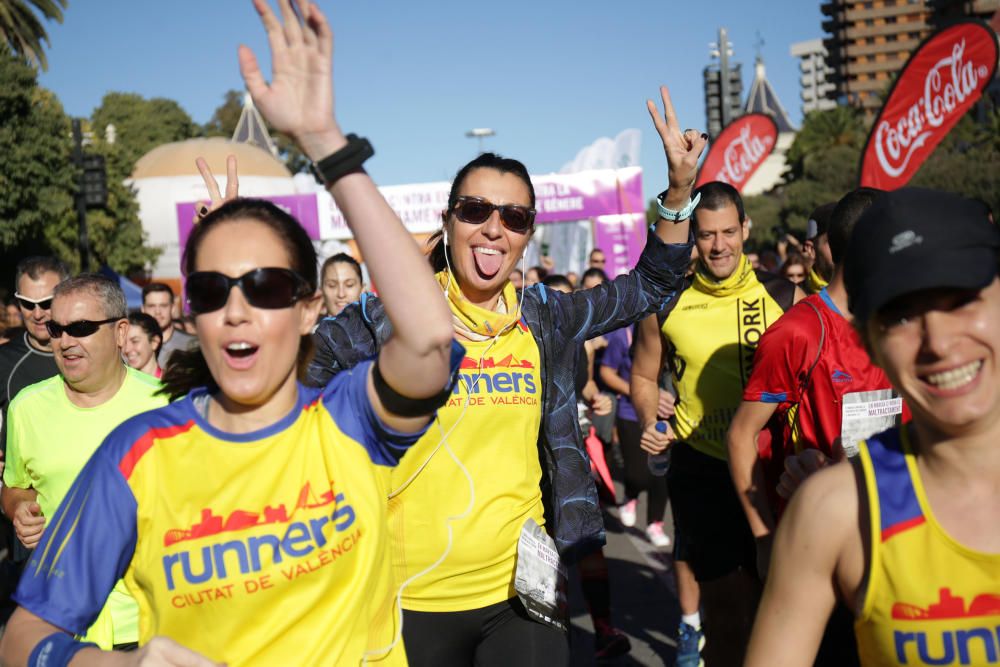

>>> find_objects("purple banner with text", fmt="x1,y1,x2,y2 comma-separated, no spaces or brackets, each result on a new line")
176,193,321,249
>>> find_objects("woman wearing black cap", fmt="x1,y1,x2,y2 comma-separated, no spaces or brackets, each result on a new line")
745,188,1000,667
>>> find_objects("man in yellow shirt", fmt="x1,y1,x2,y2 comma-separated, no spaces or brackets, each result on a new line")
1,274,167,649
632,181,803,666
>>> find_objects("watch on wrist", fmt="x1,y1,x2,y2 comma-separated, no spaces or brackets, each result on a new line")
656,189,701,222
309,134,375,185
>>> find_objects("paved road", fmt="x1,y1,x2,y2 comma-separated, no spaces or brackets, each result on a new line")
568,491,681,666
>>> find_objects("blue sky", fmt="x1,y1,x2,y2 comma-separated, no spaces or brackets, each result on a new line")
37,0,824,198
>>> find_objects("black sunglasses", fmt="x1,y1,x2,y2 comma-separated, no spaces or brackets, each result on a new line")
45,318,120,339
14,293,53,311
451,197,535,234
186,268,312,314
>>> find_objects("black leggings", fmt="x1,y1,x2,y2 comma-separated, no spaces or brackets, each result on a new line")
402,597,569,667
617,417,668,523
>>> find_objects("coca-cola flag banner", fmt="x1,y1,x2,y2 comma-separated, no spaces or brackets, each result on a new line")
860,20,998,190
696,113,778,191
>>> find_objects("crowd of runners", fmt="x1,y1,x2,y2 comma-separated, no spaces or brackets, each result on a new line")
0,1,997,666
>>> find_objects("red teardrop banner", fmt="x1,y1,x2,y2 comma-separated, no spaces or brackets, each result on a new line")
859,20,999,190
696,113,779,192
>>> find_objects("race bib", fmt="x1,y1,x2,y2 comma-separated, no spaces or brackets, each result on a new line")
841,390,903,458
514,518,568,631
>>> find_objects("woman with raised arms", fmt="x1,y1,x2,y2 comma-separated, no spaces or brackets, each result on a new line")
307,79,706,666
0,1,457,665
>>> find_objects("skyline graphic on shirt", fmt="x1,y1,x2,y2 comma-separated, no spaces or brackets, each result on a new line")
460,354,535,370
892,588,1000,621
163,480,336,547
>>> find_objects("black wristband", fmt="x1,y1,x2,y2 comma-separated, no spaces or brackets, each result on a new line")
372,358,453,419
310,134,375,185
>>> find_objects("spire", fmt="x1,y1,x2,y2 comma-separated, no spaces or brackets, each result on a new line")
744,55,796,133
232,92,279,156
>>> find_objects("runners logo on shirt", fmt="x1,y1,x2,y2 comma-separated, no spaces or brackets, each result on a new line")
446,355,538,407
161,480,360,604
890,588,1000,665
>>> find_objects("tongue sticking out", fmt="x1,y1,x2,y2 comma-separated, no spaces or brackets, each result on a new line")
473,249,504,278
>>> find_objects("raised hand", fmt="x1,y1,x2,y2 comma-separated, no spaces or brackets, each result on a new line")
646,86,708,194
239,0,344,161
193,155,239,222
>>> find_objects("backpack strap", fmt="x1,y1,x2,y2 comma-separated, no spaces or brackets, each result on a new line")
788,300,825,445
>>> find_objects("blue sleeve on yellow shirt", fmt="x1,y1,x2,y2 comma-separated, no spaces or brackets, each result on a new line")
13,445,137,635
321,342,464,466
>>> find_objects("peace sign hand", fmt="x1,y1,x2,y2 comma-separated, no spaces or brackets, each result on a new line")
239,0,345,161
193,155,239,223
646,86,708,194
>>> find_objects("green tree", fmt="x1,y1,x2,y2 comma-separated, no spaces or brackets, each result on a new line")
0,0,66,70
910,107,1000,217
91,92,201,169
785,106,867,180
83,129,161,275
0,46,75,287
203,89,243,137
0,52,160,282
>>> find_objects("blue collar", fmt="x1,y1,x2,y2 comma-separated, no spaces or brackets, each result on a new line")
818,287,842,317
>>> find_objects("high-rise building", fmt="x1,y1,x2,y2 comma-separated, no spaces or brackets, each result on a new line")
927,0,1000,27
821,0,934,111
790,39,839,115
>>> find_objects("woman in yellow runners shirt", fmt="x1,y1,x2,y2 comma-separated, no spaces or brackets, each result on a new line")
307,92,702,663
745,189,1000,667
0,1,458,665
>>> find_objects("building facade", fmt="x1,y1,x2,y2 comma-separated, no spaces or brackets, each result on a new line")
790,39,839,115
821,0,934,111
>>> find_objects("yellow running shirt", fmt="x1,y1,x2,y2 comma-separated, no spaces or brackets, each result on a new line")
4,366,166,648
388,319,545,612
856,427,1000,666
14,364,417,665
660,255,795,460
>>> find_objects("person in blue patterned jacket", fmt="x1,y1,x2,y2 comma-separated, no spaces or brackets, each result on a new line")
307,88,704,666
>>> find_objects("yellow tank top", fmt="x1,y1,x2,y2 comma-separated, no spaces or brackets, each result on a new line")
856,428,1000,666
660,255,793,460
388,320,545,612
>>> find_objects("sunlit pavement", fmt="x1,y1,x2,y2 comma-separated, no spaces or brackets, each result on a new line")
569,490,680,666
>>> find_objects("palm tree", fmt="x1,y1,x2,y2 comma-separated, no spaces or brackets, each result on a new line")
784,106,866,178
0,0,67,70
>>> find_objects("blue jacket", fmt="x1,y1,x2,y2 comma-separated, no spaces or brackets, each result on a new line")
307,231,692,563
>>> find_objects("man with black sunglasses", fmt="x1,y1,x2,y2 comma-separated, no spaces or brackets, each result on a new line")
1,274,166,649
0,257,69,624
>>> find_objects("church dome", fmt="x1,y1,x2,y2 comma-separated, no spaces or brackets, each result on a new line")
131,137,291,180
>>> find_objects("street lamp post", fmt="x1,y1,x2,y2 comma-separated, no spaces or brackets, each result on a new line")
465,128,495,154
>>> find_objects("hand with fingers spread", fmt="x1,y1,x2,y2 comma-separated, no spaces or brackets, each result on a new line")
193,155,240,222
239,0,345,161
646,86,708,203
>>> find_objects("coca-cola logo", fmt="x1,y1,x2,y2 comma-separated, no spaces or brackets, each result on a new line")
696,114,779,191
715,126,775,185
861,21,998,190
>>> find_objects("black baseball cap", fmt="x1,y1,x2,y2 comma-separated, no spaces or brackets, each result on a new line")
806,202,836,240
844,188,1000,325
